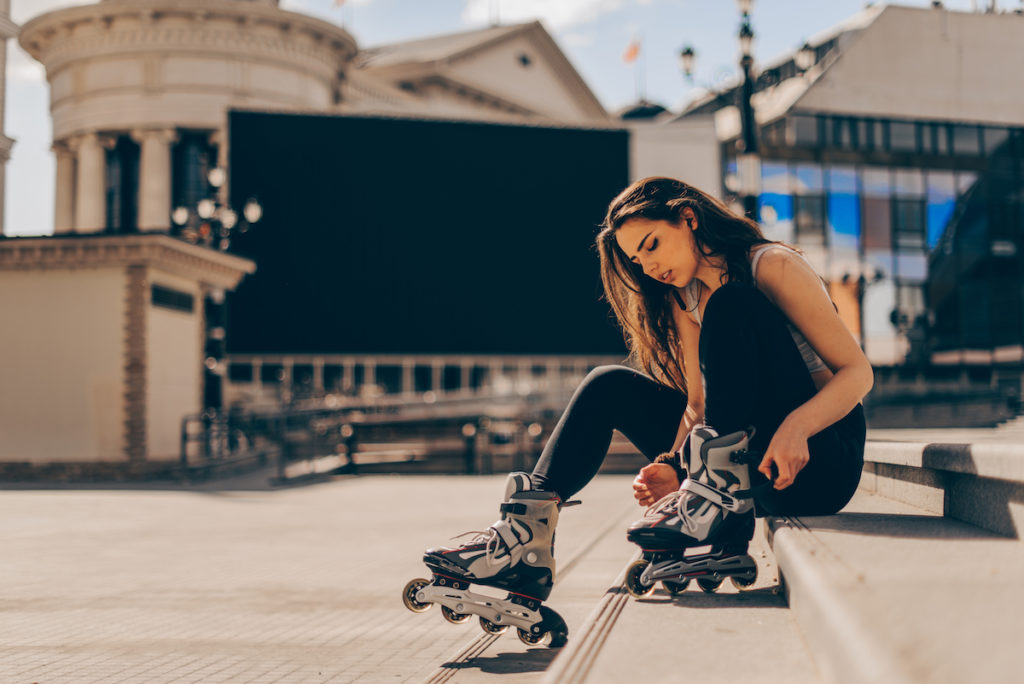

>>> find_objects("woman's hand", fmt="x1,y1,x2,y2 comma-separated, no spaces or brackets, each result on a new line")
632,463,680,506
757,420,810,490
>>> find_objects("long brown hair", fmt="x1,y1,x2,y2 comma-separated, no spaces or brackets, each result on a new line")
597,177,774,393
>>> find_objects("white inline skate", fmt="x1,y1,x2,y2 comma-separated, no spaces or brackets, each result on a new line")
625,425,766,597
401,472,579,647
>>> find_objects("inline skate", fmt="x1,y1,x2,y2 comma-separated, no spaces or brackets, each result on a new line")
624,425,764,598
401,472,579,647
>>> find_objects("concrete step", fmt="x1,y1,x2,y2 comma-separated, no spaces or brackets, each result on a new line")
862,439,1024,538
544,518,820,684
768,489,1024,683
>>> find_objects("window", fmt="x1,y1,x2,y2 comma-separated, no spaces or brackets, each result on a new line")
928,123,950,156
889,120,917,153
172,131,217,221
892,199,926,249
790,114,820,147
795,195,827,246
982,127,1010,154
826,165,859,252
105,135,140,233
952,125,981,156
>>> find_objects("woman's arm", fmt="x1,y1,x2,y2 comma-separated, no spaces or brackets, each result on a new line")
754,249,874,489
633,297,705,506
671,296,705,452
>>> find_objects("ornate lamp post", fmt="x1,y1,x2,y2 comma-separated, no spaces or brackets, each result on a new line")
171,167,262,252
736,0,760,220
679,1,761,219
171,167,262,412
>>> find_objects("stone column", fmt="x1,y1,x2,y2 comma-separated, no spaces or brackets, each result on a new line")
72,132,106,233
132,128,177,232
53,141,75,234
0,2,16,236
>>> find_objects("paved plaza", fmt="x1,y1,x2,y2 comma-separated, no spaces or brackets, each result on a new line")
0,474,641,683
0,471,820,683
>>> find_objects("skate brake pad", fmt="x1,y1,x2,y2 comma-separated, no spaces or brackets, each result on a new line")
562,499,582,507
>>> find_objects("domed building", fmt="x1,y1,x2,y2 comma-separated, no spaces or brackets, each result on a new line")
18,0,609,238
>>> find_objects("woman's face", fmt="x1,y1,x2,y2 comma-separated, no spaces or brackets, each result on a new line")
614,212,699,288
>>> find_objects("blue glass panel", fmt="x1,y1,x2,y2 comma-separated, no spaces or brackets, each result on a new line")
759,193,794,243
761,161,790,194
795,164,824,194
826,165,858,194
926,170,956,250
827,193,860,251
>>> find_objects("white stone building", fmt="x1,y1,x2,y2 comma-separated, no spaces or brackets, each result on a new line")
5,0,718,470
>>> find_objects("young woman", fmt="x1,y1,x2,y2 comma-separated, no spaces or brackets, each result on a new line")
409,177,871,640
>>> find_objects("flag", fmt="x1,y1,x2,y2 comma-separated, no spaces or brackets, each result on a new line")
622,37,640,64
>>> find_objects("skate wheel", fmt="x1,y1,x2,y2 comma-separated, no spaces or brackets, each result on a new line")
539,605,569,648
662,579,690,596
730,566,758,591
625,559,654,598
479,616,509,635
402,578,433,613
441,605,472,624
697,577,722,593
517,627,548,646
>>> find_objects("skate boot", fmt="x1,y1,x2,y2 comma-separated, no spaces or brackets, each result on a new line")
401,472,579,647
624,425,764,598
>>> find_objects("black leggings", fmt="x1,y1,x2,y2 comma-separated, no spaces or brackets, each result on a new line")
531,283,866,516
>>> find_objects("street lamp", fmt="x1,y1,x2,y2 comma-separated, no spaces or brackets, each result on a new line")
679,2,764,219
171,167,262,251
795,42,816,72
736,0,760,220
170,166,263,413
679,45,696,80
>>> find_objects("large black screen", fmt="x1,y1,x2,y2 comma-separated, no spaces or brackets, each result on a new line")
227,110,630,355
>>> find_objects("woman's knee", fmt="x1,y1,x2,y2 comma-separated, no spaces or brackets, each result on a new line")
578,365,637,397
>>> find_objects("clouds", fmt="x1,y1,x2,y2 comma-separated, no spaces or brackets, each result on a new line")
7,47,45,83
462,0,625,31
11,0,83,24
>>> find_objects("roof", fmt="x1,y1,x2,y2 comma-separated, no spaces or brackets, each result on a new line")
679,3,1024,136
358,23,528,69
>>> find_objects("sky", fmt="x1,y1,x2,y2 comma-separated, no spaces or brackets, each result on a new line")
3,0,1001,236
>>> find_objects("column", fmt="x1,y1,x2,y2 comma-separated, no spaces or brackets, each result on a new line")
72,132,106,233
402,358,414,396
432,360,443,395
132,128,176,232
0,140,10,235
53,141,74,233
312,358,324,394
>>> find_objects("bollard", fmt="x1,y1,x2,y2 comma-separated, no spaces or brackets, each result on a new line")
461,422,477,475
341,424,357,473
527,421,544,470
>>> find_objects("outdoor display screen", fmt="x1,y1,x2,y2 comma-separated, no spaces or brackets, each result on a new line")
227,110,630,355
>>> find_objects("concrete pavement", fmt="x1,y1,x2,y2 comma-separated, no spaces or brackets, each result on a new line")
0,472,822,683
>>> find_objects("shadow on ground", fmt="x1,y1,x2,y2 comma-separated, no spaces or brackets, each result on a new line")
441,647,561,675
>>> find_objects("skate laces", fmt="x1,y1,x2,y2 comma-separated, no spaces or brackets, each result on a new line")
450,521,514,568
643,490,681,518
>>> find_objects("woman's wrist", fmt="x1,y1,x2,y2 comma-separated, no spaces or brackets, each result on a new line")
653,452,686,482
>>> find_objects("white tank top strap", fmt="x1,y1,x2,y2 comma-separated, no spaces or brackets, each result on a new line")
750,244,829,297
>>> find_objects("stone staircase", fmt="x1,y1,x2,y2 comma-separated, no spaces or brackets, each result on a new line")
542,437,1024,683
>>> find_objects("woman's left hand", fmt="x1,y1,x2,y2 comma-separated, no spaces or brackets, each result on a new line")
757,420,810,490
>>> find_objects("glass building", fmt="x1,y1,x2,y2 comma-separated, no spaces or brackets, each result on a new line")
680,5,1024,372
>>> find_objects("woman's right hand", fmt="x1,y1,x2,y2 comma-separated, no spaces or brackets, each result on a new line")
632,463,680,507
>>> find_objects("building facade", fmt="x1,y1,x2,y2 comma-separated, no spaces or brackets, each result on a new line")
681,4,1024,369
